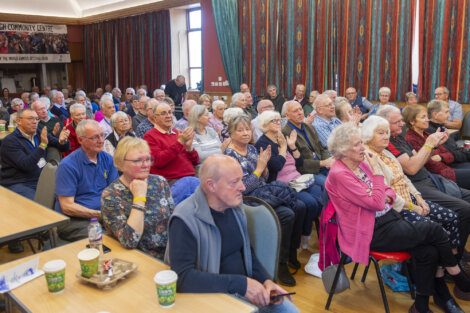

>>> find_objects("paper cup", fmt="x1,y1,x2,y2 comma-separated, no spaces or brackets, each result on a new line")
77,248,100,278
43,259,66,293
0,124,5,132
7,125,14,132
154,270,177,308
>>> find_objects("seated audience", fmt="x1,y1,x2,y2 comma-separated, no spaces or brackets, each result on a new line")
175,99,196,131
265,84,286,113
292,84,309,107
244,91,258,118
104,111,135,156
0,107,8,125
188,104,221,163
1,87,11,108
163,96,178,126
132,95,149,130
403,104,470,189
304,90,318,117
224,114,306,286
168,155,299,312
231,92,252,118
153,88,165,102
208,100,225,135
75,92,94,119
344,86,373,114
312,94,342,148
255,110,326,250
144,102,199,204
123,88,136,117
20,92,30,108
368,87,396,116
8,98,24,128
98,97,116,138
135,98,159,138
326,123,470,313
334,97,361,125
50,90,69,122
251,100,275,142
56,120,118,241
102,137,173,260
435,86,463,130
111,87,122,109
198,94,212,110
221,107,244,141
63,103,87,157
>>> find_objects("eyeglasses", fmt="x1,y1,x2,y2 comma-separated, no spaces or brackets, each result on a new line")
270,118,281,124
126,93,134,95
82,133,106,141
124,156,154,166
156,111,172,116
20,117,39,121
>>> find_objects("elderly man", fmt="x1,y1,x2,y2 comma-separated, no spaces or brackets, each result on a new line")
135,98,159,138
153,88,166,101
292,84,309,107
123,87,136,117
378,105,470,259
322,90,337,102
168,155,299,313
304,90,318,116
265,84,285,113
344,87,373,114
312,94,342,149
282,101,333,177
50,90,69,121
435,86,463,130
55,120,118,241
31,100,62,136
144,102,199,204
175,99,196,131
165,75,187,108
111,87,122,107
98,97,116,138
132,95,149,130
251,100,275,142
75,93,93,119
63,103,87,156
95,87,104,99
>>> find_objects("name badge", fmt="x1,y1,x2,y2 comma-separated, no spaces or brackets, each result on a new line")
37,158,46,169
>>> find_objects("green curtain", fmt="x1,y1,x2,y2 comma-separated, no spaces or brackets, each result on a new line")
211,0,243,93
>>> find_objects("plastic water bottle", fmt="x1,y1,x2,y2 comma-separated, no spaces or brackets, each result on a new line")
88,218,103,255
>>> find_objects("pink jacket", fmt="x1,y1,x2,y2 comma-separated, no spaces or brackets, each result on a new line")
325,160,396,264
318,201,340,270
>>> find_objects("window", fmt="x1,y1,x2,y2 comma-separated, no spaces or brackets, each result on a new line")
187,8,202,90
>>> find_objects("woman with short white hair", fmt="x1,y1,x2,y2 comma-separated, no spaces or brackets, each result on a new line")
187,104,221,162
104,111,135,156
368,86,396,116
63,103,87,156
208,100,225,134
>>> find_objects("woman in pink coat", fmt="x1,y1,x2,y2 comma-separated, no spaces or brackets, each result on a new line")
325,123,470,313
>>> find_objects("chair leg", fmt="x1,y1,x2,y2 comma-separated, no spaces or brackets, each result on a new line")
402,261,415,299
314,218,320,239
371,257,390,313
26,239,36,254
361,259,371,283
351,263,359,280
325,253,347,310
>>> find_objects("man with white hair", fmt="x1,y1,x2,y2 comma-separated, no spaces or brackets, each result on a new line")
98,97,116,137
75,92,93,119
292,84,309,107
124,87,136,117
132,95,149,130
175,99,196,131
31,99,62,136
50,90,69,121
135,98,159,138
111,87,122,109
56,119,118,241
435,86,463,130
251,99,275,142
322,89,337,101
136,88,147,98
312,94,342,148
153,89,165,101
344,86,373,114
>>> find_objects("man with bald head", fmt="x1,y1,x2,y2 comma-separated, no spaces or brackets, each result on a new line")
135,98,159,138
292,84,309,107
312,94,342,149
31,99,62,136
132,95,149,130
168,155,299,312
344,86,373,114
98,97,116,138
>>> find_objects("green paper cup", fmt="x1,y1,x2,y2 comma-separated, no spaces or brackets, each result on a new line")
0,123,5,132
154,270,177,308
77,248,100,278
43,259,66,293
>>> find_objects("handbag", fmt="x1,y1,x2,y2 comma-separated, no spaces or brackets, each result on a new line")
289,174,315,192
429,173,462,198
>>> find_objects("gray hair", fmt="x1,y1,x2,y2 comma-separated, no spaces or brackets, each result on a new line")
314,94,331,108
11,98,23,107
258,110,281,133
230,92,245,107
376,105,400,120
153,88,165,98
76,119,100,137
110,111,129,128
75,90,86,99
405,92,417,101
69,103,86,115
126,87,135,95
145,98,158,111
323,89,337,97
100,95,114,108
188,104,208,130
327,123,361,159
182,99,197,111
361,116,390,144
212,100,226,110
223,107,244,124
136,88,147,98
281,100,298,117
30,92,39,102
39,96,51,110
427,99,448,117
379,86,391,96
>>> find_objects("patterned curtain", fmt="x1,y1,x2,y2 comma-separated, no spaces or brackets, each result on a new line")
418,0,470,102
212,0,243,93
337,0,415,101
83,21,116,92
116,11,171,92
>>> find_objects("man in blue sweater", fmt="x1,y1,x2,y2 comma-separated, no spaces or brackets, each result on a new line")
167,155,298,312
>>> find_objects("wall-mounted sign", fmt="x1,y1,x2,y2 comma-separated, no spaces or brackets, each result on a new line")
0,22,70,64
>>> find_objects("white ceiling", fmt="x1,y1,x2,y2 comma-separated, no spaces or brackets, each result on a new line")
0,0,166,18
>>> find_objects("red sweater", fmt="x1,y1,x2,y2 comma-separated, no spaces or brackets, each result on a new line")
62,122,80,157
405,129,456,181
144,128,199,180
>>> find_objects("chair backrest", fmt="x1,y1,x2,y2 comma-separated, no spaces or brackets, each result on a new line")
462,111,470,139
34,162,58,210
46,146,62,164
241,196,281,281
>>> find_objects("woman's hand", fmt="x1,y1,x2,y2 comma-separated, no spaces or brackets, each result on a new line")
256,145,272,174
415,196,430,216
286,130,297,150
129,179,148,199
364,152,383,176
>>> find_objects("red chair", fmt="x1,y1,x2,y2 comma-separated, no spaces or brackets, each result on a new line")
326,251,414,313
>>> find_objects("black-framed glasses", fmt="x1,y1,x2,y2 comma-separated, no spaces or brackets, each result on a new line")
124,156,154,166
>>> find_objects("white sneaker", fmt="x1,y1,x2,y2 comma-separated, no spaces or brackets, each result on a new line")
301,235,310,250
305,253,322,278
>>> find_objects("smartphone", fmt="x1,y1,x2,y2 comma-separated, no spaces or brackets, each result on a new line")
270,292,296,302
86,244,111,254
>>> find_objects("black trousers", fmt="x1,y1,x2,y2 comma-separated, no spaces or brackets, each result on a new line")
414,178,470,255
370,210,456,296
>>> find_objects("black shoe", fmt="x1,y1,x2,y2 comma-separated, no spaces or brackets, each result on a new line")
433,296,464,313
278,263,296,287
444,272,455,284
459,260,470,276
8,241,24,254
288,258,301,271
462,250,470,262
409,303,434,313
453,285,470,301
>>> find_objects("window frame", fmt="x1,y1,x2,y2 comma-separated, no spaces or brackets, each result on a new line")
186,7,202,90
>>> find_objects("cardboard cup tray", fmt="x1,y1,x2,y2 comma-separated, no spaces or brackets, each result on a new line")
76,258,137,289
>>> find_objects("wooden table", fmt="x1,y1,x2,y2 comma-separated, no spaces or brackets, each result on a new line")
0,186,69,246
2,236,257,313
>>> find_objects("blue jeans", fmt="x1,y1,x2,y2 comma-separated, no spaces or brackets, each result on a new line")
296,174,328,236
258,299,299,313
7,181,37,200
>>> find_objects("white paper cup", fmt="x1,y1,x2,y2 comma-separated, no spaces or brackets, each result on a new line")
154,270,178,308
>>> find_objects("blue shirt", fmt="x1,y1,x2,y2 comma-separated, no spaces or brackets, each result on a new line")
312,116,342,148
55,148,118,213
448,100,463,121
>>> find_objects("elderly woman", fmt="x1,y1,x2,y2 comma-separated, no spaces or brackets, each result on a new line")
104,111,136,156
368,87,396,116
255,110,326,249
188,104,221,162
63,103,87,156
198,94,212,110
101,137,174,260
208,100,225,134
8,98,24,128
231,92,252,118
406,92,418,105
326,123,470,313
334,97,361,125
220,107,244,141
224,114,306,287
403,104,470,189
362,116,461,252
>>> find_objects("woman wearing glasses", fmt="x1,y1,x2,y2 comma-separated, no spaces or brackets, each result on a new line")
103,111,135,156
101,137,174,260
